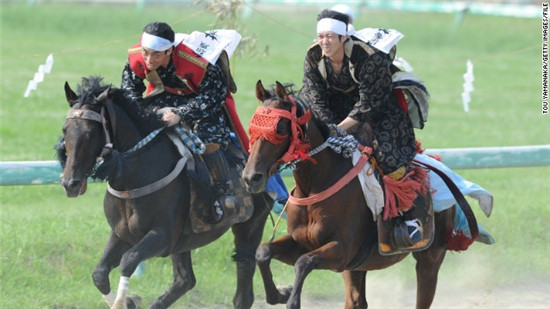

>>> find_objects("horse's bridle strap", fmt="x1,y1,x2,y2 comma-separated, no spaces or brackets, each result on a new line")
67,107,113,156
66,109,102,122
107,157,187,199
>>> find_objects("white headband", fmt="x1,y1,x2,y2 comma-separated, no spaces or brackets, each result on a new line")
316,18,347,36
141,32,173,51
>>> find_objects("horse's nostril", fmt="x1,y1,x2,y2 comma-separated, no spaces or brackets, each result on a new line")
251,173,263,184
68,179,81,191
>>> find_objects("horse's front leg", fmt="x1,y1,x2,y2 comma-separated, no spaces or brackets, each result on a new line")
149,251,195,309
112,227,171,309
342,270,368,309
231,193,272,309
92,231,133,307
287,240,346,309
256,234,308,306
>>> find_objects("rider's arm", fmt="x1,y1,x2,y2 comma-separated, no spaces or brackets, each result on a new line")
301,57,337,123
121,61,147,104
349,52,393,123
338,117,360,132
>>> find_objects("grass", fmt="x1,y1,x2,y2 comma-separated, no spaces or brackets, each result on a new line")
1,2,549,308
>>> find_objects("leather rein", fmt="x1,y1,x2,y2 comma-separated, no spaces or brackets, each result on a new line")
66,105,186,200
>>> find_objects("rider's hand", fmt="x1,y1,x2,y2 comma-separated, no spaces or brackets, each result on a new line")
162,112,181,127
338,117,360,133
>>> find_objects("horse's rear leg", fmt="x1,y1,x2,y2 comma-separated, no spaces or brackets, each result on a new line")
256,234,308,306
413,213,450,309
92,232,132,307
149,251,195,309
231,194,272,309
342,270,367,309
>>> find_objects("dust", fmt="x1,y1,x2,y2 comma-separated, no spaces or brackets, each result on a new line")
252,278,549,308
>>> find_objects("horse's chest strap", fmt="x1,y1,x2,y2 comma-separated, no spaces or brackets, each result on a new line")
288,153,369,206
107,157,187,199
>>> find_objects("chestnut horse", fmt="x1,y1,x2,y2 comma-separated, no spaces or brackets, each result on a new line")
59,76,273,309
242,81,455,309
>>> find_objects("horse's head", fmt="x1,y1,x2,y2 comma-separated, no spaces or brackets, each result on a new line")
243,80,311,193
60,76,111,197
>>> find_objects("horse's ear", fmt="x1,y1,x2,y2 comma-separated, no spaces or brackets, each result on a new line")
255,80,268,102
64,82,78,107
96,86,111,103
275,81,288,99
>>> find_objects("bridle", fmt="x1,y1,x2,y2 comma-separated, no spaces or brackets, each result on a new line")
66,106,114,161
249,95,312,168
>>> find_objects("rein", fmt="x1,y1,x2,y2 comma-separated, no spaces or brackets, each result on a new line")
288,147,372,205
66,105,187,200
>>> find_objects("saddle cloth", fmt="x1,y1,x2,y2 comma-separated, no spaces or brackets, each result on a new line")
352,150,385,219
352,151,494,219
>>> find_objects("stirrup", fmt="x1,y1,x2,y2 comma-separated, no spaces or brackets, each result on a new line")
391,218,424,249
211,200,224,223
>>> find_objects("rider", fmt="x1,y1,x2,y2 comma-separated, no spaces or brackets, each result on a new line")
121,21,236,223
300,9,425,248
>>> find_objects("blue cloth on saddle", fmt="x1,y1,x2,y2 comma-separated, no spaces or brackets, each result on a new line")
267,173,289,217
414,153,493,213
415,153,494,243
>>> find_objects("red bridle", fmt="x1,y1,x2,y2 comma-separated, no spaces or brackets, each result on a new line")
249,96,312,164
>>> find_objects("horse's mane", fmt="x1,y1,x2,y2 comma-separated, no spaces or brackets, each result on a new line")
273,83,331,139
263,82,332,139
75,76,110,106
77,76,165,134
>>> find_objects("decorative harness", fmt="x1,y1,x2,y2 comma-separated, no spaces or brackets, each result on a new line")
249,96,373,206
65,104,200,199
249,96,312,165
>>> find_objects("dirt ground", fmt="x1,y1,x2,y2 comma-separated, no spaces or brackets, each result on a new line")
250,278,550,309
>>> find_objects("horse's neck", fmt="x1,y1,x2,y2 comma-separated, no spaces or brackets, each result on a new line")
108,103,146,151
293,120,348,195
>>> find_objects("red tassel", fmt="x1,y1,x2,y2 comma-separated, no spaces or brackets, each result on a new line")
383,167,429,220
415,140,425,154
445,229,476,251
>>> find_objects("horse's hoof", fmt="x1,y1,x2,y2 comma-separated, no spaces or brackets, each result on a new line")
255,245,271,262
127,294,142,309
267,285,292,304
279,285,292,302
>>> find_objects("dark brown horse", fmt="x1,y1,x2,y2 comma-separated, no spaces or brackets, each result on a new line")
242,81,456,309
59,76,273,309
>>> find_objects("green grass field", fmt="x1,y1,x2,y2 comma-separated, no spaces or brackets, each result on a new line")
1,2,549,308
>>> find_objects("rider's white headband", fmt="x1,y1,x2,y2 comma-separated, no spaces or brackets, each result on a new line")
316,18,347,36
141,32,173,51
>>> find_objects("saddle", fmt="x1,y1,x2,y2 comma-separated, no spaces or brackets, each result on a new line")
351,125,434,255
377,186,435,255
163,130,255,234
184,142,255,234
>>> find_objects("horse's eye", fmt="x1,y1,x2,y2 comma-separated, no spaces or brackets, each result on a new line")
276,120,288,135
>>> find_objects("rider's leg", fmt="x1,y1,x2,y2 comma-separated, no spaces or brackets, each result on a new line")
202,143,238,222
386,165,424,247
